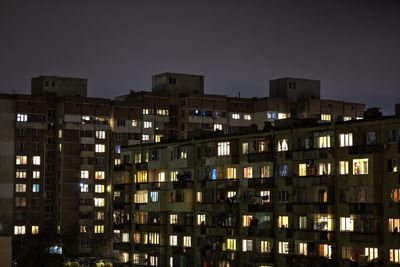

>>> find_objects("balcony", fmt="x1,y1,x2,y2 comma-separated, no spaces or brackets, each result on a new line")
113,242,131,251
248,203,273,213
248,152,273,163
135,162,148,170
349,144,383,155
247,178,274,187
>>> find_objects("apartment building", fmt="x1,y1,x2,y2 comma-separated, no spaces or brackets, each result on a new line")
0,72,365,264
115,110,400,267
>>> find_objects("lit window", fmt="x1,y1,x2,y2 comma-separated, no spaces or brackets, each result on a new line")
318,162,332,175
313,214,334,231
32,156,41,165
339,161,349,175
149,256,158,266
16,155,27,165
15,184,26,192
14,226,26,235
95,171,105,180
142,134,150,141
133,190,148,204
156,109,169,116
16,171,27,179
231,113,240,120
197,214,206,225
318,135,331,148
226,238,236,251
82,116,90,121
364,248,379,261
94,225,104,234
277,139,288,151
150,191,158,202
142,109,151,115
353,158,368,175
267,111,277,120
134,153,142,163
144,121,152,128
319,244,332,259
242,239,253,251
242,142,249,154
260,240,271,253
298,163,307,176
260,166,272,178
242,215,253,227
278,112,289,120
214,124,223,131
170,214,178,224
17,114,28,122
278,241,289,254
196,191,202,202
31,225,39,235
155,134,163,143
80,183,89,192
278,216,289,228
32,184,40,192
339,133,353,147
217,142,230,156
81,170,89,179
299,216,307,229
298,242,308,255
321,114,331,121
388,159,399,173
243,167,253,179
122,233,129,243
389,218,400,232
344,116,352,121
95,184,104,193
114,158,121,166
96,131,106,139
32,171,40,179
183,236,191,247
226,167,237,179
132,120,138,127
149,232,160,244
170,171,178,182
157,172,166,182
391,189,400,203
136,171,148,183
244,114,252,120
340,217,354,231
260,191,271,203
278,165,288,177
390,249,400,263
94,198,105,207
170,235,177,246
95,144,105,153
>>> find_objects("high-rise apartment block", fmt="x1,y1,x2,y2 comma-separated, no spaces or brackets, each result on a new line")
116,111,400,266
0,73,366,265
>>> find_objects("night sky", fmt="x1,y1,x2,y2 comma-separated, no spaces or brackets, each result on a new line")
1,1,399,114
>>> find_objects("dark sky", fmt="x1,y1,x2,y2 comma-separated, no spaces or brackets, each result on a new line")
1,0,399,114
